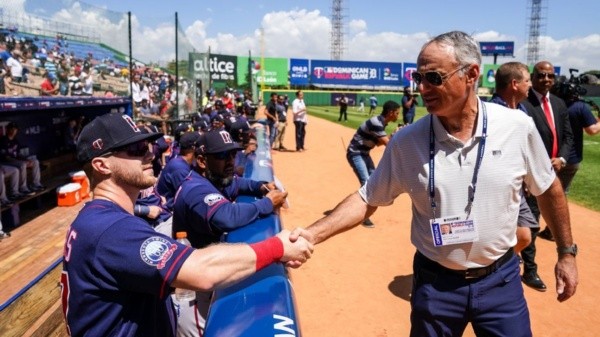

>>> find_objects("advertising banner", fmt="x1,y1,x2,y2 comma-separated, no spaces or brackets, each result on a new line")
189,52,210,83
189,52,210,104
479,41,515,56
402,62,417,88
310,60,402,87
481,64,501,88
237,57,288,86
290,58,310,86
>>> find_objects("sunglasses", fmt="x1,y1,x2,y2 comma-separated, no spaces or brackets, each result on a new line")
535,72,555,80
412,65,470,86
209,150,238,160
106,140,150,157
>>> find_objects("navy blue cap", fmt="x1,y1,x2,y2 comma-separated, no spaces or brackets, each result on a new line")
197,130,241,154
76,113,162,162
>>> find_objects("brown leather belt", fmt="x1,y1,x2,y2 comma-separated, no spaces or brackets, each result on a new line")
416,247,515,279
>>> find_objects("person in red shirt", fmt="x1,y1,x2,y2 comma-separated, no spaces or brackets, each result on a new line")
40,72,58,96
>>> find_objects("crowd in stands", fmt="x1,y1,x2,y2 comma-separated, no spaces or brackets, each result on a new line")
0,28,185,100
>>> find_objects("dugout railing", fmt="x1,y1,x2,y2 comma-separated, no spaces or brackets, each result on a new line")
204,127,302,336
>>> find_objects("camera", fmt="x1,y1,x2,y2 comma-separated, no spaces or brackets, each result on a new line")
551,68,600,116
551,68,587,102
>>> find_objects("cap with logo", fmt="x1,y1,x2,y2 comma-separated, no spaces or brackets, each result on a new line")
179,131,202,150
196,129,241,155
76,113,163,162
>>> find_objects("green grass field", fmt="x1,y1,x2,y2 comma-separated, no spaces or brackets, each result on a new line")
308,105,600,212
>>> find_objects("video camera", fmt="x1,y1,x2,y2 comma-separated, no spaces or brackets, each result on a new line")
551,68,599,116
551,68,587,101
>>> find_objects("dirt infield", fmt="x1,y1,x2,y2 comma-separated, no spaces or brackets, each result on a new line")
271,115,599,336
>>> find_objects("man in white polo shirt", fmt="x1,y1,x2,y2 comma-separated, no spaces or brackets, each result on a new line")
294,31,578,337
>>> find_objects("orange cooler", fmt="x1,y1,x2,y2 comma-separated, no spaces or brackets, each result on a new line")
70,171,90,199
57,183,82,207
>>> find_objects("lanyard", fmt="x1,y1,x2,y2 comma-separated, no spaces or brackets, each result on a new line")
428,103,488,220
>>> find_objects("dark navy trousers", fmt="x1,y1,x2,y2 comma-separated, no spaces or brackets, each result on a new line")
410,251,531,337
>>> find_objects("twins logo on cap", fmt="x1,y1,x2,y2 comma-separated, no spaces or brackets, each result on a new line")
92,139,104,151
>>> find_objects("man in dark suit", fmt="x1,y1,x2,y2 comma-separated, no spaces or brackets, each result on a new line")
520,60,574,292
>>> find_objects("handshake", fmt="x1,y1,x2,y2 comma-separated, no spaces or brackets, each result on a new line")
275,227,316,268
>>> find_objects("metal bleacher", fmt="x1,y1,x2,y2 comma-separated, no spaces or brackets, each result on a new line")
6,30,128,70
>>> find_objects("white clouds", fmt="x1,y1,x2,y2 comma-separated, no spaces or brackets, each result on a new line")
185,20,208,41
4,4,599,72
348,19,367,35
258,9,330,59
541,35,600,72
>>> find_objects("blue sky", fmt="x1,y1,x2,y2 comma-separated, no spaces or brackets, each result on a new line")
7,0,600,72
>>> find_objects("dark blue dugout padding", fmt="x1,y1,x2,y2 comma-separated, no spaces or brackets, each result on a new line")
0,96,131,160
241,127,275,182
205,128,302,337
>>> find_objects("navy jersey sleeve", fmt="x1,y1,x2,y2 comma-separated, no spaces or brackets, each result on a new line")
95,216,193,297
210,197,273,231
157,158,192,209
185,181,272,232
224,177,265,197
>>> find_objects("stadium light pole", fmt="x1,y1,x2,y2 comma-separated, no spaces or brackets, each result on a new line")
128,11,133,111
175,12,180,119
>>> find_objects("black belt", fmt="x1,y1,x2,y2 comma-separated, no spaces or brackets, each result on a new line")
416,247,514,280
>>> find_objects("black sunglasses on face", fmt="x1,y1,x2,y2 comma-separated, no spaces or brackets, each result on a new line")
412,65,470,86
109,140,150,157
535,72,555,80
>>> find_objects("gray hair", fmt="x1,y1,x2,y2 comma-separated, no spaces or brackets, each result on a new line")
422,31,481,71
420,31,481,88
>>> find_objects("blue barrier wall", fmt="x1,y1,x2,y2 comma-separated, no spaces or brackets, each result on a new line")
204,128,302,337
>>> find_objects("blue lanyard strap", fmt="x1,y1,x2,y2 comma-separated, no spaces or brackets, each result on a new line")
428,103,488,219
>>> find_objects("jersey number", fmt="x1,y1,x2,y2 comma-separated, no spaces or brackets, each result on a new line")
60,271,72,335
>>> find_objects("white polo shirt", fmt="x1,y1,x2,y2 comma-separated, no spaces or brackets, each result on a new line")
360,99,555,270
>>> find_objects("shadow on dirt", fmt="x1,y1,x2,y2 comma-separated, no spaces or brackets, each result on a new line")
388,274,413,301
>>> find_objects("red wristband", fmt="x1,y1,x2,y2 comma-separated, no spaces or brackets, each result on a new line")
249,236,284,271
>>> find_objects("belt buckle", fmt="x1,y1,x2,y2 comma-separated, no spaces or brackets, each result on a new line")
464,268,483,279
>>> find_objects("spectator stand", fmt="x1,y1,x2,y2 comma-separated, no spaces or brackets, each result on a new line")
204,128,301,336
1,29,131,97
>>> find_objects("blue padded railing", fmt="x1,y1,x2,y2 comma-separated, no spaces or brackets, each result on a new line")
204,128,302,337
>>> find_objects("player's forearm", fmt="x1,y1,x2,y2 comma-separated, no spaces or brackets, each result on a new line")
175,244,258,291
537,178,573,248
307,191,375,244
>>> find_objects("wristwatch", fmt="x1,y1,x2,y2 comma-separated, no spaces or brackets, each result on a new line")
557,244,578,257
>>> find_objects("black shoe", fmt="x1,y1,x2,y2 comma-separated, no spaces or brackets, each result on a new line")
362,218,375,228
1,199,13,207
8,193,24,201
538,228,554,241
20,189,35,196
522,273,547,292
279,146,288,151
31,184,46,192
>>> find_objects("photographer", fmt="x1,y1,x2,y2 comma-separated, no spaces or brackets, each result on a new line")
401,86,418,125
551,74,600,196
